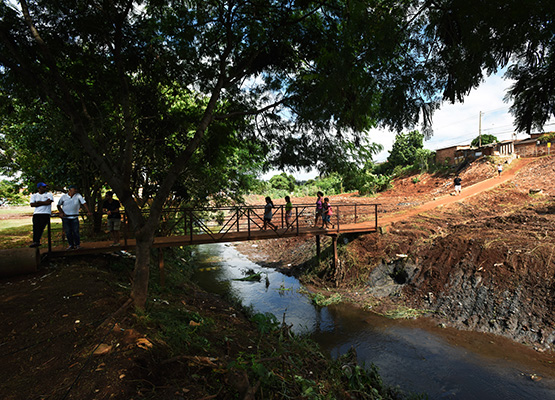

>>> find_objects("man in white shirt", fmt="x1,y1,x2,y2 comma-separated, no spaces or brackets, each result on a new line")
57,185,92,250
29,182,54,248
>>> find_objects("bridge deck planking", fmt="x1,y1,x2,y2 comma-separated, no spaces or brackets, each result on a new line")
42,221,378,257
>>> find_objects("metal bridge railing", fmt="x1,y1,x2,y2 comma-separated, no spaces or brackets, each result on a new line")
153,203,379,243
45,203,379,249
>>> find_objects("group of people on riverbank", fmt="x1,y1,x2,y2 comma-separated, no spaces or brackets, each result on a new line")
262,191,334,231
29,183,121,250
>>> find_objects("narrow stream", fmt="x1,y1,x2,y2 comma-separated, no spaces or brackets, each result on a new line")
191,243,555,399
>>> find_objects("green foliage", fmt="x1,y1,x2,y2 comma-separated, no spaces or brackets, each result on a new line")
414,148,435,173
381,306,433,319
426,1,555,133
392,164,415,178
0,101,97,193
269,173,296,192
538,132,555,143
250,312,280,334
309,292,343,307
130,248,422,399
6,0,554,305
138,305,212,356
234,271,263,282
355,172,392,196
311,173,344,195
471,134,498,147
387,131,424,171
0,180,26,205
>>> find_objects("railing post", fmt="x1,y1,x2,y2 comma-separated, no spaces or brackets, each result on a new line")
374,204,378,230
316,235,321,266
189,210,193,243
296,206,299,235
332,235,338,272
47,217,52,254
184,210,187,236
355,204,358,224
158,248,165,288
247,208,251,239
237,208,240,232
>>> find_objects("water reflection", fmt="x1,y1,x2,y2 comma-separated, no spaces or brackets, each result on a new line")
192,243,335,334
191,243,555,399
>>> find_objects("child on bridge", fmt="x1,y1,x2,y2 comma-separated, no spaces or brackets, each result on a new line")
263,196,277,230
322,197,333,229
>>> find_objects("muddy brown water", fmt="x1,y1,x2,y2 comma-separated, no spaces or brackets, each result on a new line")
191,243,555,399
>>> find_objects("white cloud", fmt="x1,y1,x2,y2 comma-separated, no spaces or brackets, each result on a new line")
265,72,555,179
371,72,555,162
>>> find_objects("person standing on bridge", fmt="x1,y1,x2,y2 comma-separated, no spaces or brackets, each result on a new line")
102,191,121,246
314,191,324,227
284,196,293,228
322,197,333,229
57,185,92,250
453,175,462,195
29,182,54,248
263,196,277,230
497,163,503,177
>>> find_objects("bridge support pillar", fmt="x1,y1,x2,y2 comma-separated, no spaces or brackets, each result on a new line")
316,235,321,265
332,235,338,271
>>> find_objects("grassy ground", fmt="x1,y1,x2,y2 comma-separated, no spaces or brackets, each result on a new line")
0,217,64,248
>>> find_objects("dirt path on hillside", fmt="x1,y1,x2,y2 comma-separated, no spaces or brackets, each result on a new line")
379,157,536,226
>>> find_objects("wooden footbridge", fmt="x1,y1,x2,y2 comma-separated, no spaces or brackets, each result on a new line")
41,203,380,261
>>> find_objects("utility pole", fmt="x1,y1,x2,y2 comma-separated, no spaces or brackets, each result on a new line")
479,111,483,147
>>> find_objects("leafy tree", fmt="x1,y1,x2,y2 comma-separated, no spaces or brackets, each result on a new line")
269,173,296,193
471,134,498,147
414,148,435,173
312,173,344,195
424,0,555,133
0,98,106,228
387,131,424,169
356,172,392,195
0,180,25,205
537,132,555,143
14,1,548,306
1,0,444,308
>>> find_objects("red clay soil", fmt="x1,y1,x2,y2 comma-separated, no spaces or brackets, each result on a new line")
2,155,554,399
237,156,555,356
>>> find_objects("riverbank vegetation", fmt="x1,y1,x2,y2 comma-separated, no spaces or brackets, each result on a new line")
251,131,443,199
0,247,425,399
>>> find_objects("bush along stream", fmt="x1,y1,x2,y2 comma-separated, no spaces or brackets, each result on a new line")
128,245,424,399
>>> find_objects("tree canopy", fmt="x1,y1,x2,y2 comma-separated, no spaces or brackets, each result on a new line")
2,0,555,307
471,134,499,148
424,0,555,133
0,0,436,307
387,131,424,169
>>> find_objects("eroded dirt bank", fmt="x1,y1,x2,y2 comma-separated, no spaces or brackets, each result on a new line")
236,156,555,354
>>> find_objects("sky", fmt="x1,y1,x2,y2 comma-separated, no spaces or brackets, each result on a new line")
371,71,529,163
277,71,555,181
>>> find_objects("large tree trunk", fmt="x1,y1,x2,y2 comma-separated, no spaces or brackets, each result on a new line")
131,231,155,309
